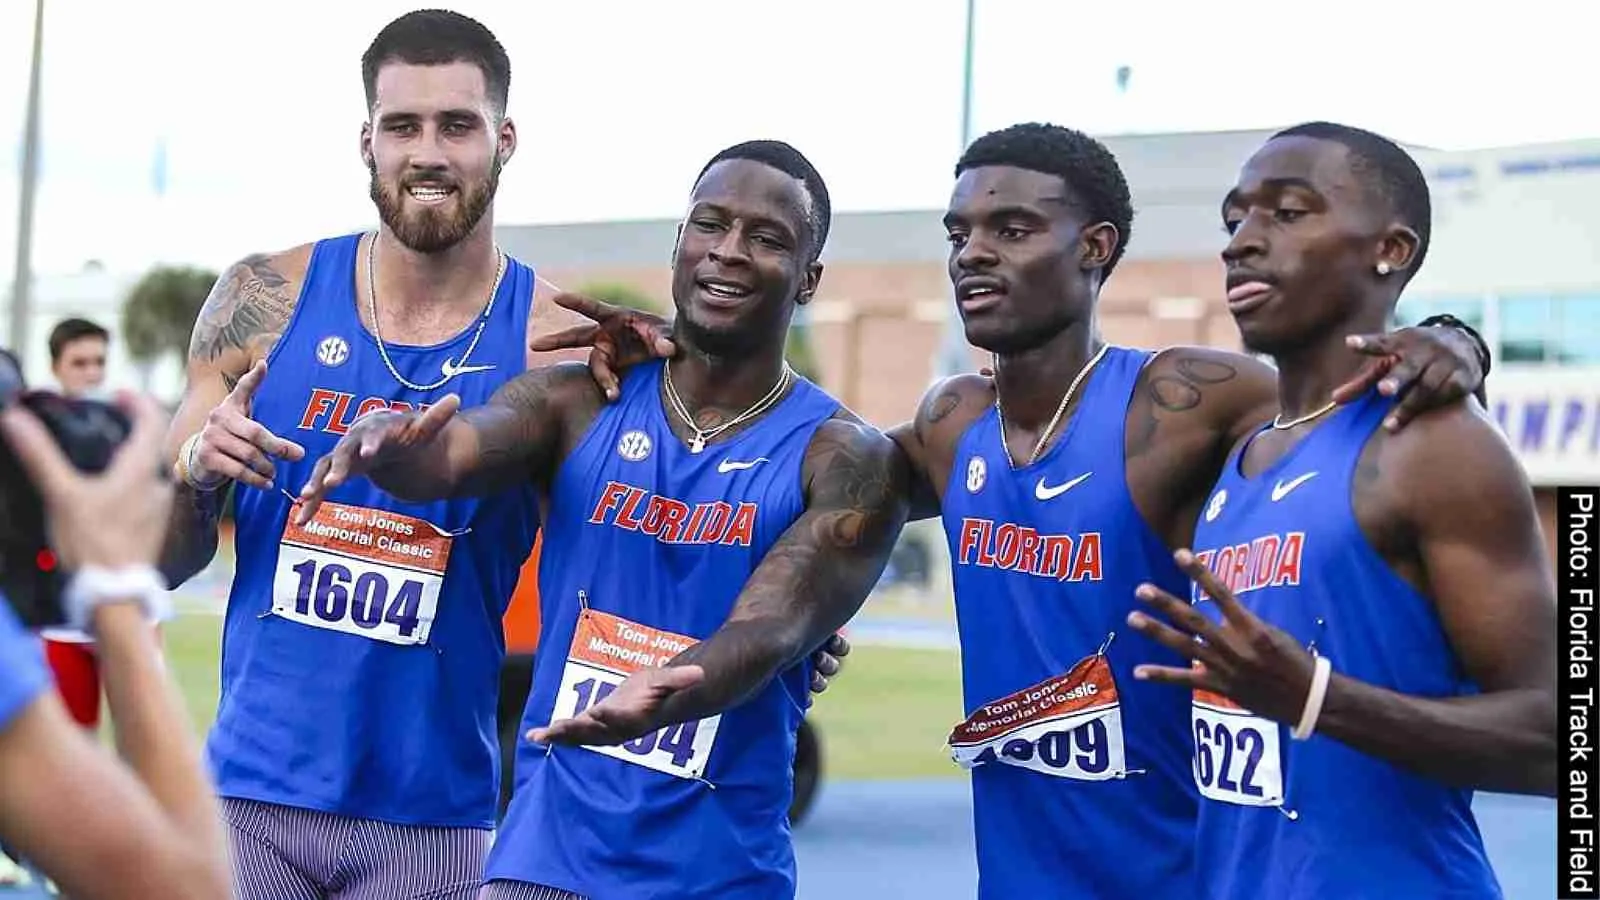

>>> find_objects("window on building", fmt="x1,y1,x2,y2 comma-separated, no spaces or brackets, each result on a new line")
1554,295,1600,364
1394,296,1487,332
1499,295,1554,363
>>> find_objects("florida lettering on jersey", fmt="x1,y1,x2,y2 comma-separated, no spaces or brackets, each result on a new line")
297,388,434,435
1191,531,1306,603
956,517,1103,582
587,480,757,547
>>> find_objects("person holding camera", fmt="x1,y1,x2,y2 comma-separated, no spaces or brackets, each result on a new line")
38,318,118,736
0,390,231,900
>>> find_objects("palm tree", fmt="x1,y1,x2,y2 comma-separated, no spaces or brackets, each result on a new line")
120,265,215,390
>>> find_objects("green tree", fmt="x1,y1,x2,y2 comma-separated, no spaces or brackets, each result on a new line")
785,319,821,382
121,264,216,375
576,281,663,316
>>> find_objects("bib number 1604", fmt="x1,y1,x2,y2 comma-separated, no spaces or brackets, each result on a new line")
289,560,422,637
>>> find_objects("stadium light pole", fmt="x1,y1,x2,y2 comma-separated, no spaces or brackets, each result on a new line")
932,0,977,381
9,0,45,366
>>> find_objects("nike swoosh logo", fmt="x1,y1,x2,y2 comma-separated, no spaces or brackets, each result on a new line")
1035,472,1092,501
718,458,770,474
1271,472,1318,501
441,357,497,379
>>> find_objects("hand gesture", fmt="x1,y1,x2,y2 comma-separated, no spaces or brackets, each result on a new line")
0,392,175,570
808,633,850,695
190,361,306,490
293,395,461,525
1125,549,1317,724
527,664,705,747
529,292,676,401
1332,325,1484,432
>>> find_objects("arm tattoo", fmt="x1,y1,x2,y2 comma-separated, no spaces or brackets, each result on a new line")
162,254,296,576
453,365,595,494
1126,353,1240,460
1148,376,1202,412
159,484,227,587
912,387,961,446
658,420,911,722
189,254,298,377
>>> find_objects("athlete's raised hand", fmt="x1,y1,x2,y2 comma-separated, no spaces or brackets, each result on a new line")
186,360,306,491
1332,323,1486,432
1125,549,1317,726
294,395,461,525
529,292,676,402
528,664,706,747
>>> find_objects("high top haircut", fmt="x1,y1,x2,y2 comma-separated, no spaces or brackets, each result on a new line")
956,122,1135,275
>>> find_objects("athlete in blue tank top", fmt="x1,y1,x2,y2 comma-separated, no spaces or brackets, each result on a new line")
1126,122,1556,899
885,123,1492,899
297,141,908,900
154,13,678,898
215,229,540,825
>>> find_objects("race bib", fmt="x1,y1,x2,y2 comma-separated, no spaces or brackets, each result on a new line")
271,501,453,646
548,609,721,780
947,653,1127,781
1191,688,1286,807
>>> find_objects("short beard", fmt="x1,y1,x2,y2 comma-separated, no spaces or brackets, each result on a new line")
369,156,499,254
677,315,765,360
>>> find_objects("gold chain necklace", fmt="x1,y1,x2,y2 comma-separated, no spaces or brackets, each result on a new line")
995,343,1111,468
1271,400,1338,430
662,361,793,454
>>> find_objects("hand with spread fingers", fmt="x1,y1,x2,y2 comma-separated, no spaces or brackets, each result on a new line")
528,664,706,747
185,360,307,492
1331,323,1486,432
293,394,462,525
530,292,677,401
1125,549,1317,725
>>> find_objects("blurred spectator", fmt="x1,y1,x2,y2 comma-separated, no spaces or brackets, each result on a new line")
46,319,109,399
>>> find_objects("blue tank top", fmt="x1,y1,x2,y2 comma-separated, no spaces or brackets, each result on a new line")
0,599,48,731
209,232,540,828
485,359,839,899
939,346,1198,899
1189,389,1501,899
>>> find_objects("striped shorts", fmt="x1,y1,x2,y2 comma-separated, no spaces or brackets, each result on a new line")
478,882,587,900
221,797,490,900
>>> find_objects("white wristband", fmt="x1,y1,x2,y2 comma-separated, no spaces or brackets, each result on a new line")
63,565,172,634
1291,655,1333,741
